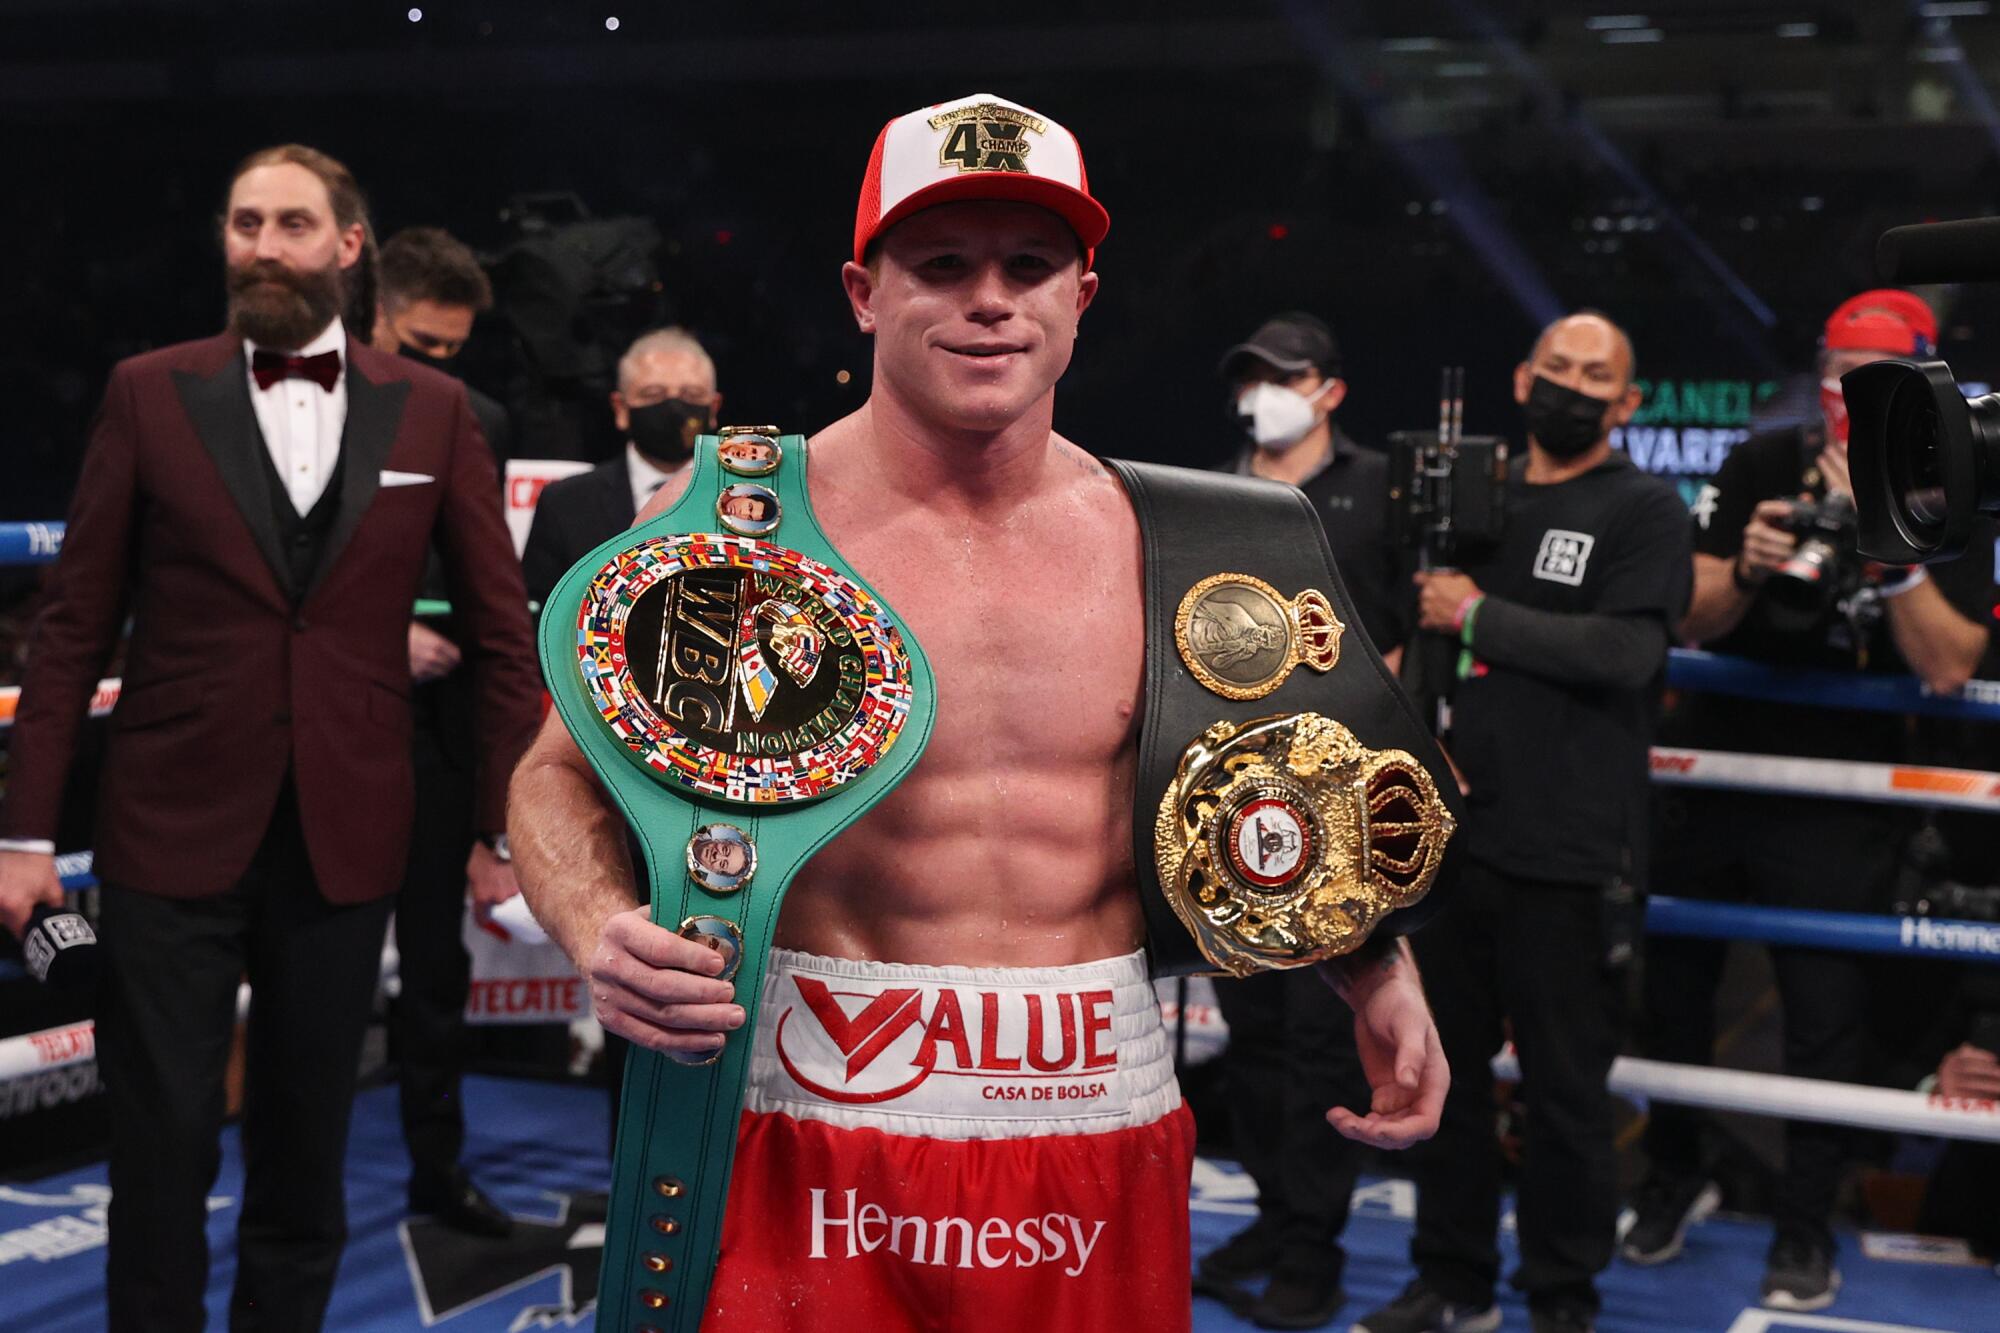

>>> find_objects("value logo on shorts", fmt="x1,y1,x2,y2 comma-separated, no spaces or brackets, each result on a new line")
771,977,1119,1108
1533,529,1595,586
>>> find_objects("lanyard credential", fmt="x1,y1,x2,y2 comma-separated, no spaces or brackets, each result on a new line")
537,427,937,1330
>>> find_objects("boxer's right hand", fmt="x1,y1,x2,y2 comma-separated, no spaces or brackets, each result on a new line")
0,850,65,940
587,906,747,1057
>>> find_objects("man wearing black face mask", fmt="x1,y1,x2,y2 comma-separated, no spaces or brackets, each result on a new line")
373,227,511,458
1356,313,1691,1333
373,227,515,709
370,225,522,1237
516,326,720,1147
521,326,721,613
1194,313,1406,1329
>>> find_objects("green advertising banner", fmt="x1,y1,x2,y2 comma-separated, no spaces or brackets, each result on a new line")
1611,376,1784,481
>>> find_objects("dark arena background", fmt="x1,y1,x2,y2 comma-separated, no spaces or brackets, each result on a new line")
5,3,2000,1331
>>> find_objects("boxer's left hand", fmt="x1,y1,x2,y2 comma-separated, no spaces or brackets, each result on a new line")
465,840,520,911
1413,570,1483,634
1321,942,1448,1149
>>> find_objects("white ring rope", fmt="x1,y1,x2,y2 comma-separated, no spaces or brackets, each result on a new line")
1650,746,2000,812
1491,1049,2000,1144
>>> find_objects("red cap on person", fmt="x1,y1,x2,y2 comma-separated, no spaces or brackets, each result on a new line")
1824,289,1938,357
853,93,1111,269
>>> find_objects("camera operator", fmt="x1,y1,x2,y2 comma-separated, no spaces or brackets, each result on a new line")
1356,312,1690,1333
1627,291,1994,1312
1194,312,1406,1328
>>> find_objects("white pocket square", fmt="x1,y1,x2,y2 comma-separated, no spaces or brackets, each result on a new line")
379,470,434,488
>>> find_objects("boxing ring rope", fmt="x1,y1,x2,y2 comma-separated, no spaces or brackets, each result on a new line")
0,521,64,567
1489,1050,2000,1144
1666,646,2000,721
1650,748,2000,811
1647,897,2000,963
1615,645,2000,1157
4,517,1999,1152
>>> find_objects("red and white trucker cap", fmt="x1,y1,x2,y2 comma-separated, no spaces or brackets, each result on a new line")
853,92,1111,268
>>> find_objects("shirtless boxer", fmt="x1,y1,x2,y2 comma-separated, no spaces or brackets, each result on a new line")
510,94,1447,1331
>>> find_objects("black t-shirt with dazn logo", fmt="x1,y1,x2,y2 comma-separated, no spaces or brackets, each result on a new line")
1450,452,1693,887
1668,425,1998,763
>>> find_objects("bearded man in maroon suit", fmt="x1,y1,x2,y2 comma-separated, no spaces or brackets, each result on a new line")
0,144,541,1332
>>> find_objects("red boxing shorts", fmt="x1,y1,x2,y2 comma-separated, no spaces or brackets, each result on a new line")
702,948,1195,1332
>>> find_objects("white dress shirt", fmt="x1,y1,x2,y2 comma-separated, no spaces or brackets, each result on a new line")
246,318,348,515
626,442,685,517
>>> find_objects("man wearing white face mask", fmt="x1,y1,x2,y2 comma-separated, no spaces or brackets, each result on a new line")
1225,312,1408,656
1196,312,1408,1329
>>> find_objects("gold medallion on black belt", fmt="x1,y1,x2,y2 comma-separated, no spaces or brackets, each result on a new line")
1175,573,1343,701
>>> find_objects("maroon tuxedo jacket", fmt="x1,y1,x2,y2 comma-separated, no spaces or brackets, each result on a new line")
1,333,542,903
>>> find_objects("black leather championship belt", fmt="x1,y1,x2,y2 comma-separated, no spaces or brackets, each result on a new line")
1108,460,1462,976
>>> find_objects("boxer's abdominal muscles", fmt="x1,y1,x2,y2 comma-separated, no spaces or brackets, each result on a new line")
783,425,1146,968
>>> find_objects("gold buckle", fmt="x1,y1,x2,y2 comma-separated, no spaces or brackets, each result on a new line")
1154,713,1453,975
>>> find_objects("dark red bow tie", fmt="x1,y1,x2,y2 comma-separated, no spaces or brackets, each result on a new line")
251,348,341,393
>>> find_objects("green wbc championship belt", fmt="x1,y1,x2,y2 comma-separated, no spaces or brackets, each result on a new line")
536,428,936,1332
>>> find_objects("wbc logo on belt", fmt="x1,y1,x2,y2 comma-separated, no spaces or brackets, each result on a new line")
772,976,1119,1106
573,533,914,804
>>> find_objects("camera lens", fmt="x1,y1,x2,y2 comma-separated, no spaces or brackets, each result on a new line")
1885,377,1946,541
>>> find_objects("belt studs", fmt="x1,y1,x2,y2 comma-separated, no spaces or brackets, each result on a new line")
642,1252,674,1274
638,1289,669,1310
650,1215,681,1235
653,1177,685,1199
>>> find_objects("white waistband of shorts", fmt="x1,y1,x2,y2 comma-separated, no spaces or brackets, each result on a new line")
744,947,1179,1140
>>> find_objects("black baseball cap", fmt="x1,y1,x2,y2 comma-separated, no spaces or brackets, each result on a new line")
1219,312,1342,380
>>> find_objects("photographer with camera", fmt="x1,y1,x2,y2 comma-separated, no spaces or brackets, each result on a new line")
1626,291,1994,1312
1355,312,1690,1333
1193,312,1406,1329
